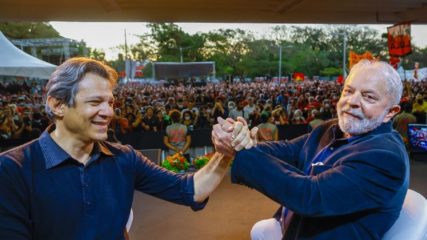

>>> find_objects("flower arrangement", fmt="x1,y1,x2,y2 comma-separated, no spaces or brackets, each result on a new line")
193,153,213,169
161,152,190,173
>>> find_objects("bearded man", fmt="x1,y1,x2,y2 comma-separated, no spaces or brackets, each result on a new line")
212,60,409,240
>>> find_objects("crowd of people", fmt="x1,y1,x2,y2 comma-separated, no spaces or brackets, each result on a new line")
1,78,426,145
1,57,425,240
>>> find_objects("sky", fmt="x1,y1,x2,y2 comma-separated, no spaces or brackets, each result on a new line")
50,22,427,60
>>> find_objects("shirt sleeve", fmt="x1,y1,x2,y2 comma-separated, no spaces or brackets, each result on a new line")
231,145,407,217
132,148,207,211
0,157,32,240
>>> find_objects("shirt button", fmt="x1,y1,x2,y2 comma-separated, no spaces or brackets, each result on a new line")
330,147,334,150
87,202,91,205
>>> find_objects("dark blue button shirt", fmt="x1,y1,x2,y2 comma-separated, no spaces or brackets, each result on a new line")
0,127,206,240
305,127,360,175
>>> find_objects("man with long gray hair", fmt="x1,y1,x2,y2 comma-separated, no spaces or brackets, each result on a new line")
0,57,231,240
212,60,409,239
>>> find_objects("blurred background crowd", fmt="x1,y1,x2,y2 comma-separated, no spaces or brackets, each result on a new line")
1,79,426,148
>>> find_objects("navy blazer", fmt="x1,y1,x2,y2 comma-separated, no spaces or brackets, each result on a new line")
231,120,409,240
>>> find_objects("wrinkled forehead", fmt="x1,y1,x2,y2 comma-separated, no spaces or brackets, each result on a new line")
344,66,389,91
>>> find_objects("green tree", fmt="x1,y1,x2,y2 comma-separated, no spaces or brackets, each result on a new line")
147,23,197,62
268,25,388,77
323,26,386,69
89,48,106,61
400,46,427,69
289,26,329,51
240,39,276,77
0,22,60,39
112,23,426,80
290,46,331,76
202,29,252,79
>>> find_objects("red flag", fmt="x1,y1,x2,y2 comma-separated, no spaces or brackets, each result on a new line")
389,56,400,69
293,72,304,81
387,22,412,57
336,75,344,84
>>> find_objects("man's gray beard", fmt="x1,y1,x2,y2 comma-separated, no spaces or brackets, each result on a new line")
338,109,388,136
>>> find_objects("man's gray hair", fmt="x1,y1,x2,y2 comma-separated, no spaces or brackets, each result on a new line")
347,59,403,105
44,57,118,119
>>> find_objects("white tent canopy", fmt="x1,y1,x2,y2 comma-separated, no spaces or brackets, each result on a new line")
0,31,56,79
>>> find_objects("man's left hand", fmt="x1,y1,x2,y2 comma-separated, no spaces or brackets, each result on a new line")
212,117,235,157
231,117,258,151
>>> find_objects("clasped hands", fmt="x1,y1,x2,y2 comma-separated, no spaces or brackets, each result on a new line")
212,117,258,158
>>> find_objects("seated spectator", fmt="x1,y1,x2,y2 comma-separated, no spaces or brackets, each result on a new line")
0,106,18,140
276,90,289,110
263,101,273,113
155,109,167,131
243,97,256,120
165,97,177,110
181,98,199,126
107,128,121,143
182,110,194,130
304,96,321,112
13,107,34,140
228,101,245,120
248,106,261,128
292,109,306,124
412,94,427,124
196,106,212,129
308,109,325,131
110,108,130,136
125,112,136,131
393,102,417,144
176,98,185,111
227,101,236,115
141,106,159,132
320,101,334,120
272,106,289,126
212,98,226,124
0,113,12,140
163,110,191,157
31,109,49,133
257,112,278,142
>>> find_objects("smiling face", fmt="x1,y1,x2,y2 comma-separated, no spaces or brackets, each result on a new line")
58,73,115,143
337,66,400,137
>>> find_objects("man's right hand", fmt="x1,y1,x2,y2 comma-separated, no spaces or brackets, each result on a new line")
212,117,235,157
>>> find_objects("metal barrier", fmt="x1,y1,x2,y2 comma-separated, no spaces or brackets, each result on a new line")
118,125,308,150
0,125,309,152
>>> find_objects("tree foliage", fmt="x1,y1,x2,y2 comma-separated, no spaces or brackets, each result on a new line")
89,48,106,61
0,22,60,39
112,23,426,79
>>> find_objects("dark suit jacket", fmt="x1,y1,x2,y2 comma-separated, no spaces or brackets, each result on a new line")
231,120,409,240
